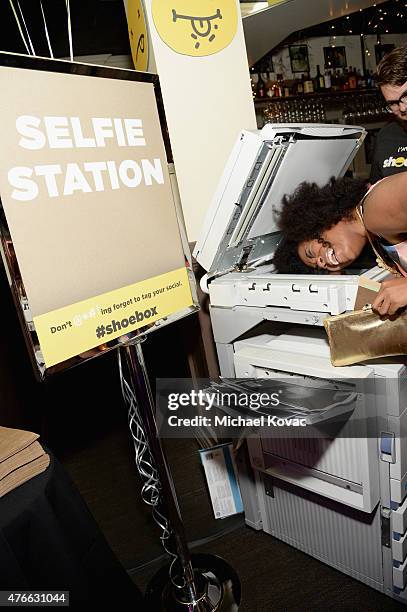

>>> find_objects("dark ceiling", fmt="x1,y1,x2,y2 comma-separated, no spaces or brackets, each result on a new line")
277,0,407,48
0,0,405,61
0,0,131,58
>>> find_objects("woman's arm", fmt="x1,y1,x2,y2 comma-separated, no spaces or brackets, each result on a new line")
363,172,407,238
363,172,407,315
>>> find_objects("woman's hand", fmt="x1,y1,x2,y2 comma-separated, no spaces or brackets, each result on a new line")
372,277,407,316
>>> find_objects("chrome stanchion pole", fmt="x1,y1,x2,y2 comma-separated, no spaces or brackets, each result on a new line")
122,340,240,611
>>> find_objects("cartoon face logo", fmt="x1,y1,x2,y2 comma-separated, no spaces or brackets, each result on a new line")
128,0,149,71
152,1,238,57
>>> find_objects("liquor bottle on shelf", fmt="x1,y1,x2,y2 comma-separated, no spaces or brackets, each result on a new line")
324,68,332,90
357,69,365,89
341,66,350,91
338,68,346,90
315,65,325,92
256,73,266,98
304,72,314,94
276,73,283,98
332,69,340,91
344,66,349,87
265,72,274,97
297,74,304,94
364,70,369,88
345,66,350,88
348,66,357,90
331,69,337,90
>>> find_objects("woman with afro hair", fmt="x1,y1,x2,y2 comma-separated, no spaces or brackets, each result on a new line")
272,171,407,316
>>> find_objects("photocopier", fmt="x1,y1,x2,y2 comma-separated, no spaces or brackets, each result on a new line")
194,123,407,603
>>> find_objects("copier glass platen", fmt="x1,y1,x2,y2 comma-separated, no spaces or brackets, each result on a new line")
194,124,407,603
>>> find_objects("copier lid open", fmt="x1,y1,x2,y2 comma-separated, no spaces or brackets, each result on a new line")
194,124,366,279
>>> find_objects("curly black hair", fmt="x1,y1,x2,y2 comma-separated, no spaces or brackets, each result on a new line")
272,176,368,273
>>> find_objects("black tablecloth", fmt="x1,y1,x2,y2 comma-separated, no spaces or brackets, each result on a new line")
0,451,145,609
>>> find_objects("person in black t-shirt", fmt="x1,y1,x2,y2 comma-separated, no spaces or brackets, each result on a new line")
369,43,407,185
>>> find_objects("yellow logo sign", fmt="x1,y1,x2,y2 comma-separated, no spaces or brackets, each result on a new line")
128,0,149,71
152,1,238,57
383,155,407,169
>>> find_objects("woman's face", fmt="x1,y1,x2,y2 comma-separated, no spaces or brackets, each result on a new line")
297,219,367,272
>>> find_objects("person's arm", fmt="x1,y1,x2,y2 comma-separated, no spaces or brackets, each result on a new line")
363,172,407,237
362,173,407,316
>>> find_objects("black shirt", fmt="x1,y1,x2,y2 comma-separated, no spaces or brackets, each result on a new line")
369,120,407,184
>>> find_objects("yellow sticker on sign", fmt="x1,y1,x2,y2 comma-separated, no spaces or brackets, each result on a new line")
152,1,238,57
128,0,149,70
33,267,193,367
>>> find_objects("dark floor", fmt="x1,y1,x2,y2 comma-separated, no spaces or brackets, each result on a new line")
133,526,405,612
60,424,406,612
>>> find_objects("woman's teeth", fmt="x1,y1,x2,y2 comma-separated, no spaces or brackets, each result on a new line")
326,248,339,266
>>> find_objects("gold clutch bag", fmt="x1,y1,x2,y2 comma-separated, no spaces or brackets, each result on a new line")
323,306,407,367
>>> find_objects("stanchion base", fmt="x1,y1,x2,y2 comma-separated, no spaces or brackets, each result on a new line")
144,553,241,611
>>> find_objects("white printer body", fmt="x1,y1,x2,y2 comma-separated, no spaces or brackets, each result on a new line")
194,124,407,603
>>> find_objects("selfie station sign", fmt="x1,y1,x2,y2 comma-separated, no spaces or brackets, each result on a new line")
0,52,217,610
0,53,198,378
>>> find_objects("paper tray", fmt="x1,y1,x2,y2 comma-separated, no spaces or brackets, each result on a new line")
201,378,357,426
